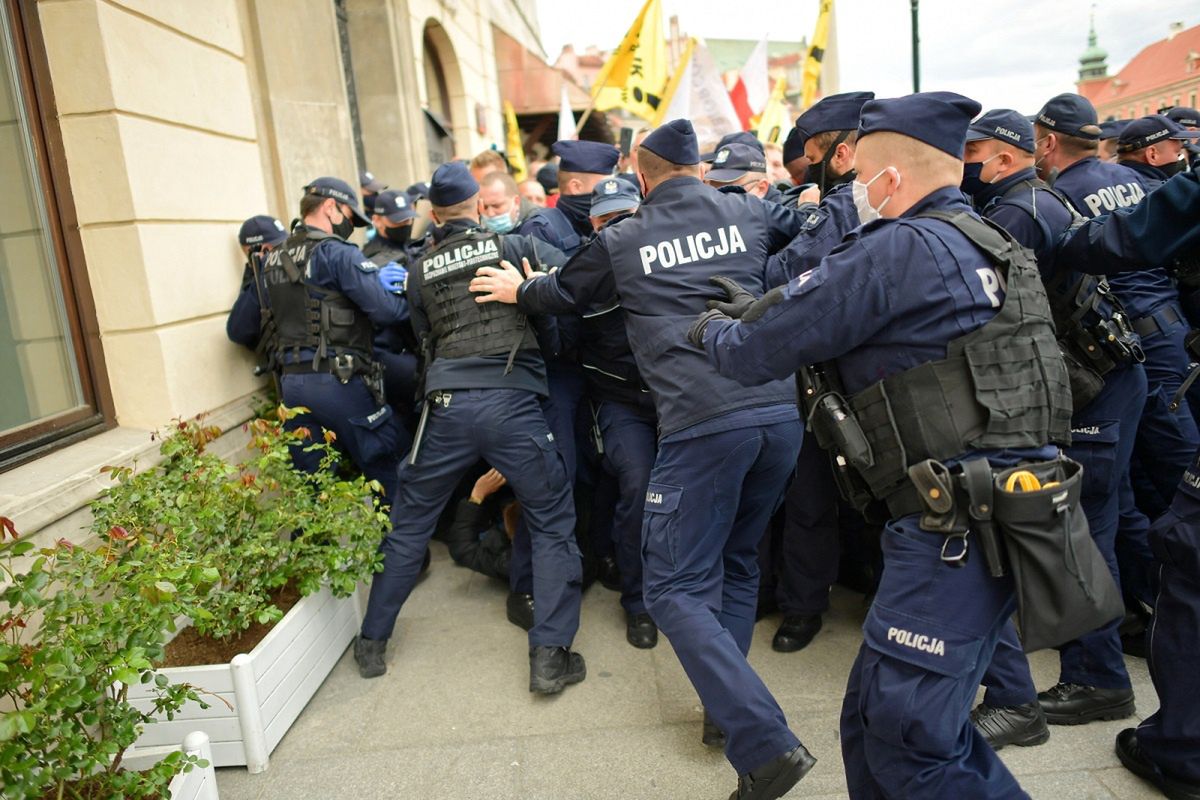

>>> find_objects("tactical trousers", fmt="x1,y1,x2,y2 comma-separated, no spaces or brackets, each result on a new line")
360,389,582,647
510,363,585,595
596,399,657,616
840,516,1030,800
280,372,403,502
642,416,802,775
1138,497,1200,783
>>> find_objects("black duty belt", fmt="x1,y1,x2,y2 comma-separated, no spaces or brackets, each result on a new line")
1132,304,1182,339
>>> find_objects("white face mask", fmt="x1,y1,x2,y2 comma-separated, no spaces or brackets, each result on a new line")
852,167,899,224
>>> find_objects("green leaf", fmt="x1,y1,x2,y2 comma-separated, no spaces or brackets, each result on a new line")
113,667,139,686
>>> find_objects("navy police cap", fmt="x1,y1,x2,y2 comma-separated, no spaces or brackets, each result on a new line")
701,131,761,163
305,176,371,226
552,140,620,174
1166,106,1200,128
238,215,287,247
372,189,417,223
794,91,875,146
858,91,982,158
964,109,1035,153
428,161,480,207
1118,115,1200,153
706,142,768,182
359,170,387,193
405,181,430,199
1035,93,1102,140
536,162,559,192
781,126,806,163
641,119,700,165
590,177,641,217
1098,119,1130,141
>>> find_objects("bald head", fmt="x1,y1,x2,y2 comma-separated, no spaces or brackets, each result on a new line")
853,132,964,218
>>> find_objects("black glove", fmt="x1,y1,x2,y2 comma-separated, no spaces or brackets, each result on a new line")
705,276,757,318
741,285,786,323
687,308,729,348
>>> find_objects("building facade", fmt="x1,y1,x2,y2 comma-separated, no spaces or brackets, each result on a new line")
0,0,541,547
1077,19,1200,120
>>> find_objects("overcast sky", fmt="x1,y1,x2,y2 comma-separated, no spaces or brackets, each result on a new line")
535,0,1198,115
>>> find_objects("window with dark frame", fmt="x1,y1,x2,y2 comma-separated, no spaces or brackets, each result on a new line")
0,1,113,471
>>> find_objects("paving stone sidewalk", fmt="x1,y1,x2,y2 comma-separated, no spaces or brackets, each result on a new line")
215,541,1162,800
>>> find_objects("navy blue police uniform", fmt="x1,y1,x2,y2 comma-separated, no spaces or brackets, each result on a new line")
579,178,659,638
358,163,584,680
506,120,817,792
255,179,408,502
962,109,1148,736
696,93,1072,798
227,215,288,352
758,93,876,647
507,140,621,608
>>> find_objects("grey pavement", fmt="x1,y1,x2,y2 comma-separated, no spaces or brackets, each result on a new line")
215,541,1163,800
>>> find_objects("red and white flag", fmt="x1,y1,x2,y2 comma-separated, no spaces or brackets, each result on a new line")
728,36,769,131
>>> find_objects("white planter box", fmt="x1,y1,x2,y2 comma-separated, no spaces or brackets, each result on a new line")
166,731,219,800
125,586,362,773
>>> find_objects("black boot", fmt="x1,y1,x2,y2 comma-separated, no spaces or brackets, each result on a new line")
529,646,586,694
625,612,658,649
506,591,534,631
1038,682,1135,725
597,555,621,591
730,744,817,800
702,709,726,748
1115,728,1200,800
353,636,387,679
971,702,1050,750
772,614,822,653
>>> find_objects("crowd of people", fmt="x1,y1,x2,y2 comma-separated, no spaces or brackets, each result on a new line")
225,90,1200,800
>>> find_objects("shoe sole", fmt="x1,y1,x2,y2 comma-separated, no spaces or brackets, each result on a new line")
506,611,533,632
1044,698,1135,726
740,746,817,800
529,665,587,695
989,728,1050,751
1116,739,1200,800
357,665,386,679
771,637,816,654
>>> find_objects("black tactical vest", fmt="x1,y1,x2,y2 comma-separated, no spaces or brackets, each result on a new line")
260,228,376,371
843,211,1073,505
415,228,537,364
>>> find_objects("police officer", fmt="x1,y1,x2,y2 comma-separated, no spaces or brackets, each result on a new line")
227,214,288,354
1117,115,1199,189
700,131,786,204
362,189,421,428
257,177,407,503
471,119,815,800
354,162,586,696
1099,119,1130,163
505,140,621,630
704,142,772,198
359,170,387,216
760,91,877,655
1165,105,1200,169
958,108,1143,749
692,92,1072,798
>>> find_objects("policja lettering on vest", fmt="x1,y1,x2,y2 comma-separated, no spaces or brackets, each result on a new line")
639,225,746,274
423,236,501,279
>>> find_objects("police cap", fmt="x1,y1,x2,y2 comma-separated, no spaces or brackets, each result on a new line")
1035,93,1102,140
781,126,806,164
1099,119,1130,141
705,142,768,182
428,162,480,207
405,181,430,199
537,161,559,192
964,109,1035,153
794,91,875,146
359,170,387,193
373,189,417,223
641,119,700,165
590,177,641,217
1166,106,1200,128
305,176,372,226
1117,115,1200,153
238,215,287,247
858,91,982,158
701,131,762,163
552,140,621,174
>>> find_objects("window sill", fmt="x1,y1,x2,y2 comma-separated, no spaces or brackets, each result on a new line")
0,394,260,540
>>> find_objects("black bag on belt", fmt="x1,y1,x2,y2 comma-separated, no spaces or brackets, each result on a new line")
992,457,1124,652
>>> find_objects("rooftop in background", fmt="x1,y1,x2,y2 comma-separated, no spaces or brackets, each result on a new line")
1079,21,1200,116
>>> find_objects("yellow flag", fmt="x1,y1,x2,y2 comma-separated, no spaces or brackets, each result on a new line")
591,0,668,123
802,0,833,109
503,101,528,182
755,78,790,145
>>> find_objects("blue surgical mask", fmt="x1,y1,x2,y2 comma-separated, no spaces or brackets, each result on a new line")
481,212,515,234
960,154,1001,197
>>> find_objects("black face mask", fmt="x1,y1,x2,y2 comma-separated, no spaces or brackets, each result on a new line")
1160,157,1187,178
811,131,855,195
555,192,593,232
383,224,412,246
331,206,355,240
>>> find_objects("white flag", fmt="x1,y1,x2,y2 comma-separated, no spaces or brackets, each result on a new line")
658,40,741,152
558,83,575,142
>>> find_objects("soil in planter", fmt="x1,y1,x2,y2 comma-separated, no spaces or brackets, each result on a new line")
38,774,168,800
160,583,302,667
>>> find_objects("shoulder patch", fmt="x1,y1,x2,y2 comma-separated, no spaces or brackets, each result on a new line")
357,260,380,273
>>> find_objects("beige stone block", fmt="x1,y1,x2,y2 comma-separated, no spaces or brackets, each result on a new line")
78,224,155,332
95,1,257,139
100,327,169,427
37,0,114,116
14,338,82,419
140,222,246,326
269,99,358,203
0,122,39,234
59,114,134,225
107,0,244,56
253,0,345,104
0,231,65,341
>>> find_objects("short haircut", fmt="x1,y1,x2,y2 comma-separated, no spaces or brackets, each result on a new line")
1034,124,1099,157
480,171,519,196
432,194,480,220
636,146,699,182
808,129,858,154
299,192,329,218
470,149,508,173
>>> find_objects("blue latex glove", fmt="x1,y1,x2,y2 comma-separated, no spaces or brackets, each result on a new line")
379,262,408,294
